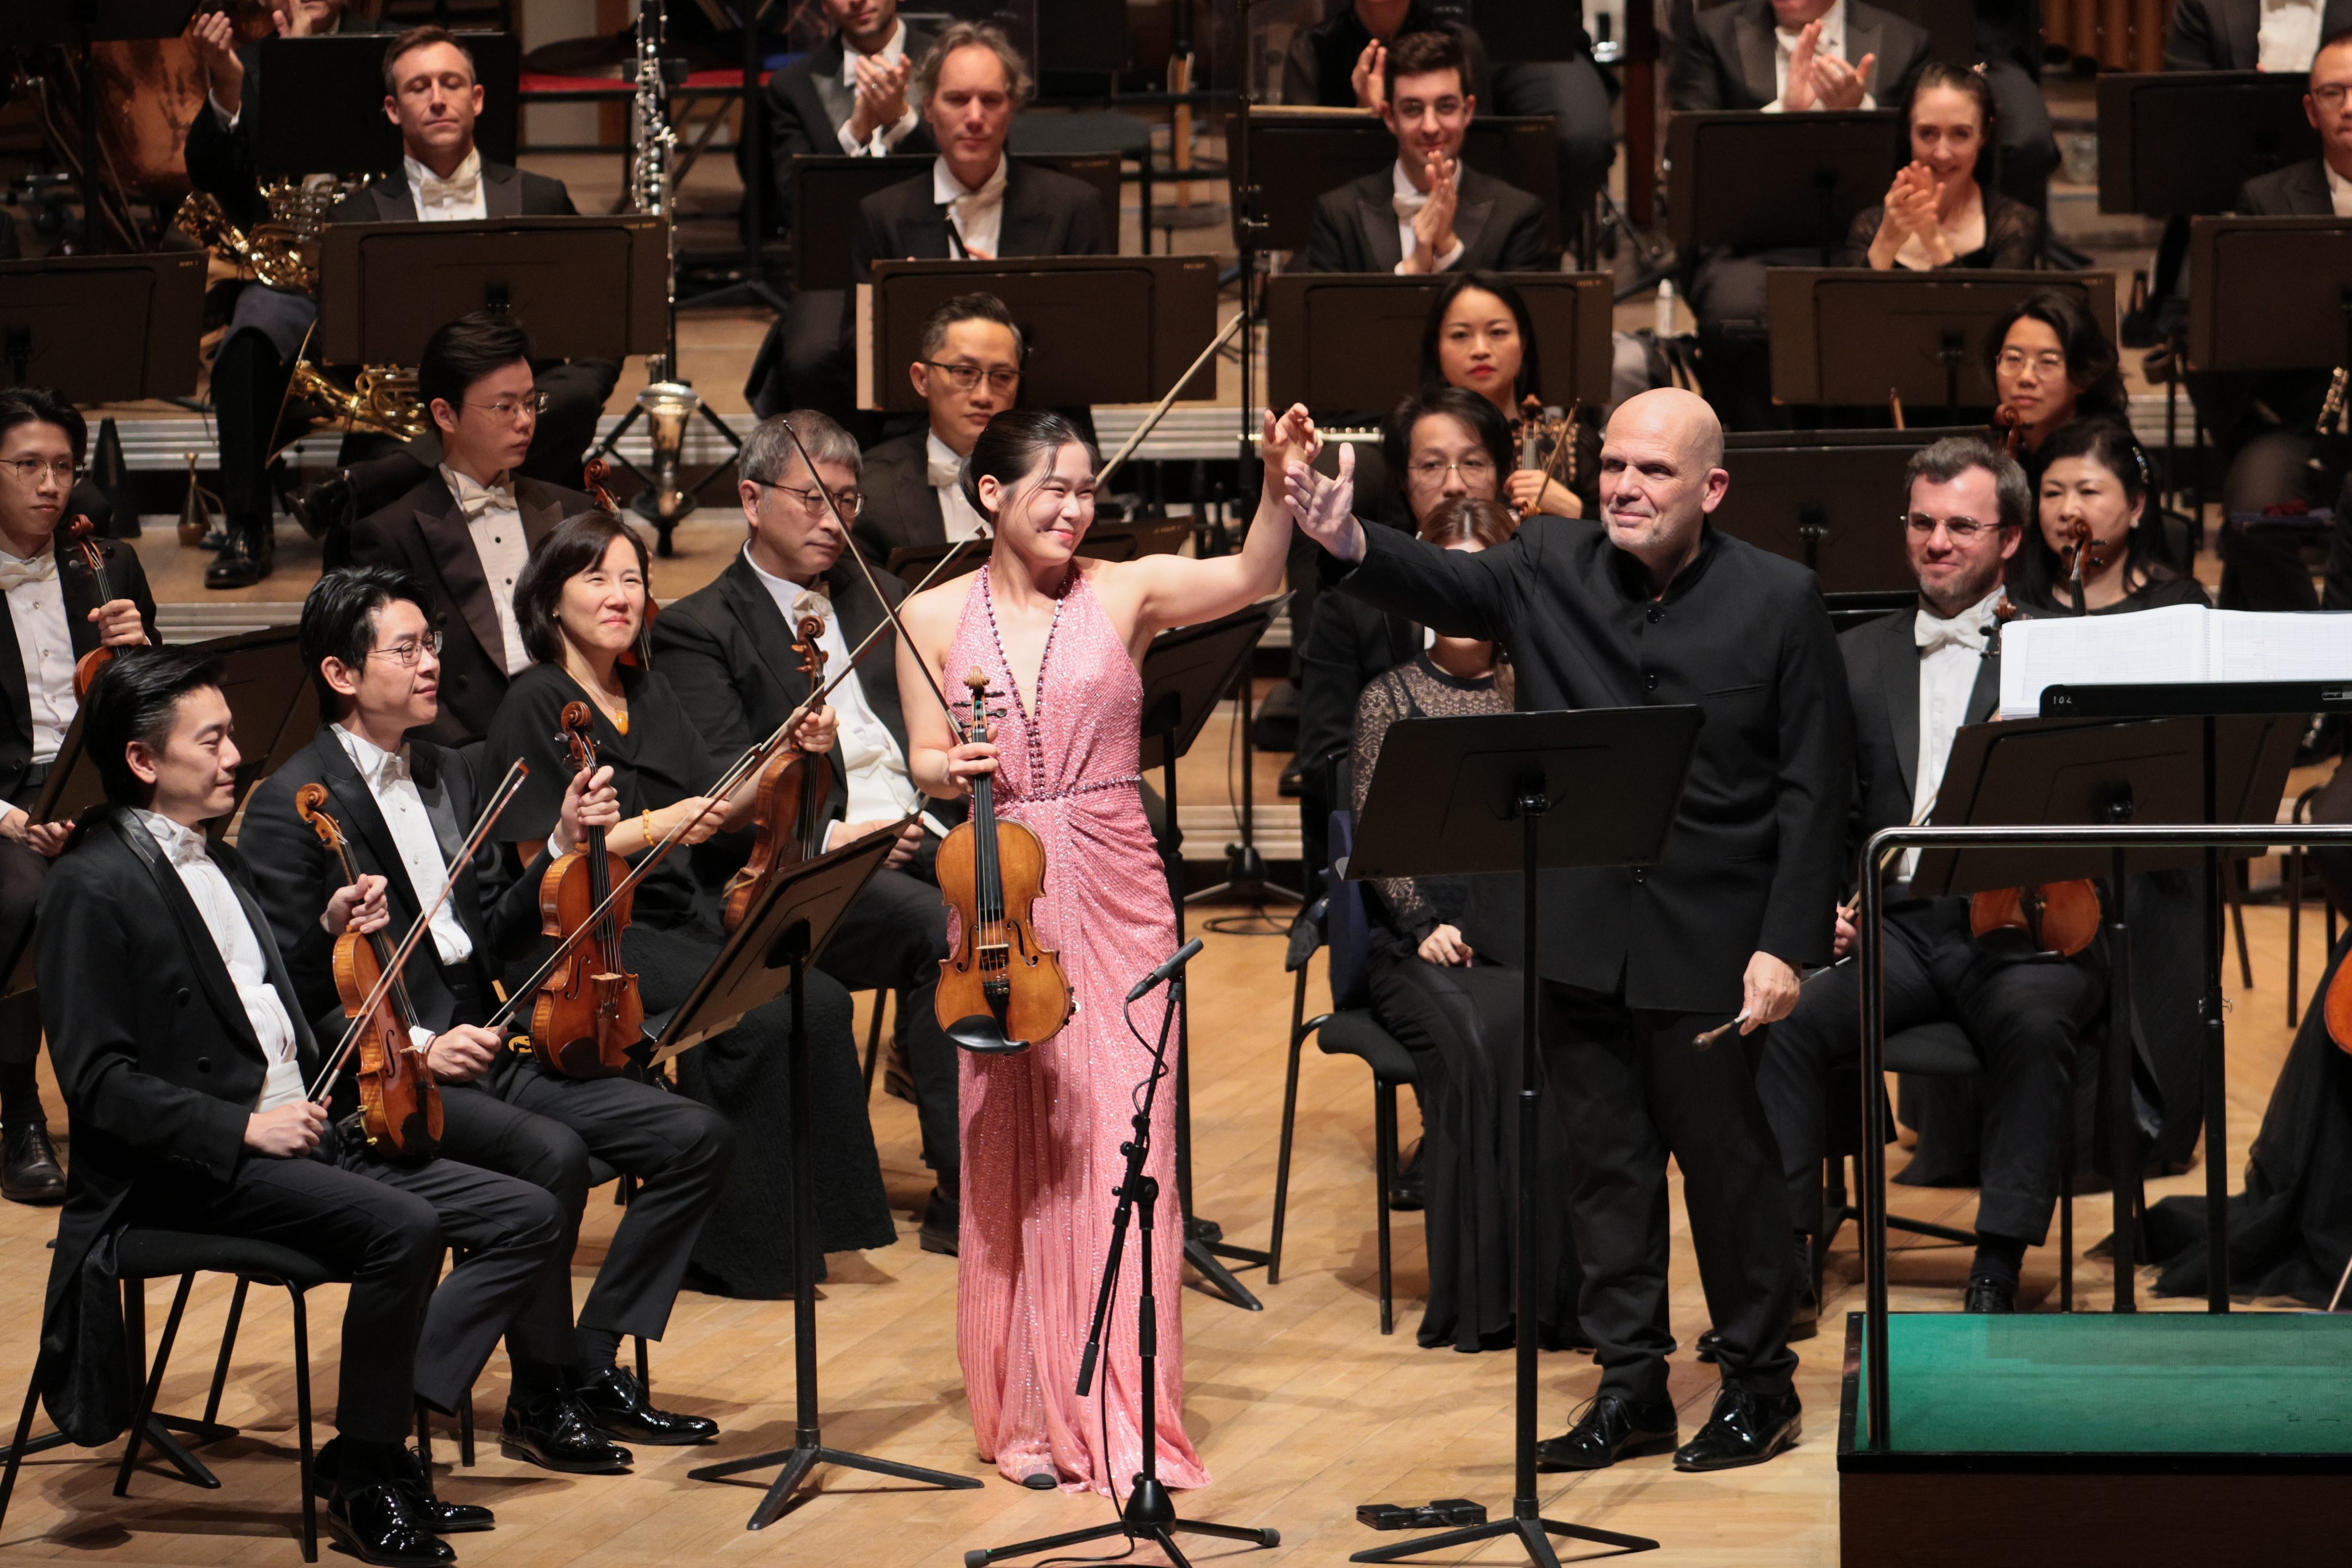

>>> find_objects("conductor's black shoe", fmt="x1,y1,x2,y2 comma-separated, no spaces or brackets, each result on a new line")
1673,1388,1802,1473
312,1438,495,1533
325,1480,455,1567
1963,1273,2018,1314
919,1188,959,1256
1388,1138,1425,1212
499,1392,634,1473
2,1120,65,1204
575,1365,716,1446
1534,1396,1679,1472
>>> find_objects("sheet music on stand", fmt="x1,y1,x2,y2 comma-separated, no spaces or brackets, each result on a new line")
1998,605,2352,719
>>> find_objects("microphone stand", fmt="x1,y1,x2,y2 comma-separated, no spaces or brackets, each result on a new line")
964,944,1280,1568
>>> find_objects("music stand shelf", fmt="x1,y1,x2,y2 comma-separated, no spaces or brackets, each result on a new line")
2186,218,2352,376
2094,72,2316,218
1264,272,1613,414
1766,269,2117,410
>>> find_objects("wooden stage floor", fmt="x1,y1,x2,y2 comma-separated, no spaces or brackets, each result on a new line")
0,894,2333,1566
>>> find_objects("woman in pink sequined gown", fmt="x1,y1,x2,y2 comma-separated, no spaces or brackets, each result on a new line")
896,405,1317,1495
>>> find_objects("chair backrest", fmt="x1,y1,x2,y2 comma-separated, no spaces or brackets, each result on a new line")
1325,809,1376,1011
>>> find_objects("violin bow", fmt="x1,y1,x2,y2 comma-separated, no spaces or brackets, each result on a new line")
1092,310,1248,490
306,758,530,1104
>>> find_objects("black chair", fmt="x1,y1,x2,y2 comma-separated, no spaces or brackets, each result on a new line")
858,988,893,1099
1,1228,339,1562
1266,812,1422,1334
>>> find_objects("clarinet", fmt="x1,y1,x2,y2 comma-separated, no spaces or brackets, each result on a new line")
631,0,681,379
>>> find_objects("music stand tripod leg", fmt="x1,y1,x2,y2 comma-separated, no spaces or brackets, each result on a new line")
685,954,982,1529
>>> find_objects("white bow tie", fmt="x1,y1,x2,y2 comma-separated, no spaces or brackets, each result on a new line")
790,584,832,616
1392,187,1432,220
418,167,480,208
0,552,56,593
146,817,208,867
1914,608,1991,656
928,450,965,489
450,477,515,521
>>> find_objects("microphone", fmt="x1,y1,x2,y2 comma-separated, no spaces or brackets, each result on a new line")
1124,937,1204,1003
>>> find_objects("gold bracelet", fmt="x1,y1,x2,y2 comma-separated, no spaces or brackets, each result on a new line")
642,809,656,838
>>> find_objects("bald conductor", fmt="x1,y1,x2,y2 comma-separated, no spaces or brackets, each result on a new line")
1291,388,1852,1474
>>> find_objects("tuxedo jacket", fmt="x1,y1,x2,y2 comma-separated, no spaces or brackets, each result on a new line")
1326,518,1852,1010
763,26,939,226
849,156,1113,278
348,473,590,746
852,430,947,565
2238,159,2335,216
36,812,320,1445
330,161,578,223
1298,164,1550,275
239,726,551,1048
1669,0,1930,111
1837,604,1998,886
2166,0,2352,69
0,534,159,805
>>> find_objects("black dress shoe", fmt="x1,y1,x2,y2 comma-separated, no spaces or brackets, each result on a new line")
2,1121,65,1204
1964,1273,2018,1314
574,1365,717,1446
919,1188,959,1256
312,1439,493,1534
1673,1388,1802,1472
1389,1138,1426,1212
288,472,352,540
204,529,273,589
499,1391,634,1473
1534,1395,1679,1472
325,1480,455,1567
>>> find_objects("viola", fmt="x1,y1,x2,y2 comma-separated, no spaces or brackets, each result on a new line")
723,614,835,931
2328,952,2352,1055
1992,401,2026,461
295,784,443,1158
934,668,1070,1053
65,517,121,699
1514,396,1578,520
528,702,644,1077
1961,596,2102,955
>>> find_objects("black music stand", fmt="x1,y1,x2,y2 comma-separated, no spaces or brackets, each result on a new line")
2094,72,2315,218
791,153,1125,292
1263,272,1613,414
675,826,985,1529
0,254,207,402
1907,712,2299,1312
1766,269,2117,411
1,2,198,254
1718,427,1976,602
1666,111,1903,262
1229,109,1566,258
254,32,522,176
882,520,1191,585
1345,704,1695,1567
859,256,1221,413
2187,218,2352,376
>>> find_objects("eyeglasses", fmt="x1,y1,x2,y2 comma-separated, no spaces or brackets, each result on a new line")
464,392,550,422
1994,348,2067,376
1902,512,2007,539
369,628,445,667
920,361,1021,393
761,481,864,518
2314,83,2352,107
1,457,80,486
1407,454,1499,484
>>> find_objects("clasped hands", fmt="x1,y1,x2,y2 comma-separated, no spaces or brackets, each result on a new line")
1871,162,1955,268
846,51,914,144
1781,21,1875,113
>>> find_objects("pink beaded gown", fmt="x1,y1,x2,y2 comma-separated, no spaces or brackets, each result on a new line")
947,564,1211,1496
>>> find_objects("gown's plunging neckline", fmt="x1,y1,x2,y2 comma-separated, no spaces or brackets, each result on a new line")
977,563,1071,731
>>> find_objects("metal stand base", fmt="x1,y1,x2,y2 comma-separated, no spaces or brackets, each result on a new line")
691,1440,979,1532
1349,1511,1658,1566
966,1478,1280,1568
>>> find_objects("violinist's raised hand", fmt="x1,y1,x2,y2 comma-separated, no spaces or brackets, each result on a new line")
550,763,619,858
323,872,391,936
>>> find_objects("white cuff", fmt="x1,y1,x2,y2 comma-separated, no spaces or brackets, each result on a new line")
1858,92,1876,111
410,1024,437,1053
211,94,240,130
876,105,919,150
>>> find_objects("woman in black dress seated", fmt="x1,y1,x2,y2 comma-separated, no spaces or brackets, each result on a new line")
1349,496,1581,1353
1984,291,2130,486
483,511,894,1296
2011,419,2208,615
1840,64,2042,274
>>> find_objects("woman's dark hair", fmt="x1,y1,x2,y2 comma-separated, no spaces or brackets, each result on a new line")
2011,416,2167,608
300,565,438,711
83,647,229,808
1420,272,1544,411
512,511,652,667
0,387,87,465
1381,388,1516,522
1984,289,2126,422
418,311,536,420
1908,62,1996,171
960,409,1095,520
1418,496,1520,550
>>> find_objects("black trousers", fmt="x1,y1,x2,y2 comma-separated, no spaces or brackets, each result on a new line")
1542,981,1796,1402
1755,897,2103,1246
1,770,53,1107
211,327,297,532
744,288,853,426
816,862,957,1203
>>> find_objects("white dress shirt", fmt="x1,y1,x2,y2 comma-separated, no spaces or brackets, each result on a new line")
133,809,306,1111
1765,0,1876,112
1905,586,2003,877
925,430,992,541
1391,160,1467,275
405,148,488,221
441,464,533,675
334,725,474,971
836,20,922,155
2258,0,2326,72
0,549,76,773
2329,161,2352,217
934,154,1008,260
741,551,923,840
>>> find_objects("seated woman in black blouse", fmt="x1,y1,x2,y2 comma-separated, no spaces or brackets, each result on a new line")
483,511,895,1296
2010,419,2208,615
1349,496,1581,1354
1840,64,2042,274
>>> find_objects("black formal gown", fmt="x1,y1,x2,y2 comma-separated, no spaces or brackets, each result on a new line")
482,662,895,1295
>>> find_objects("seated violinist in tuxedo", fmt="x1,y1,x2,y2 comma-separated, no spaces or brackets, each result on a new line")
240,565,729,1471
0,388,156,1207
1754,435,2103,1322
652,412,965,1254
853,293,1022,567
